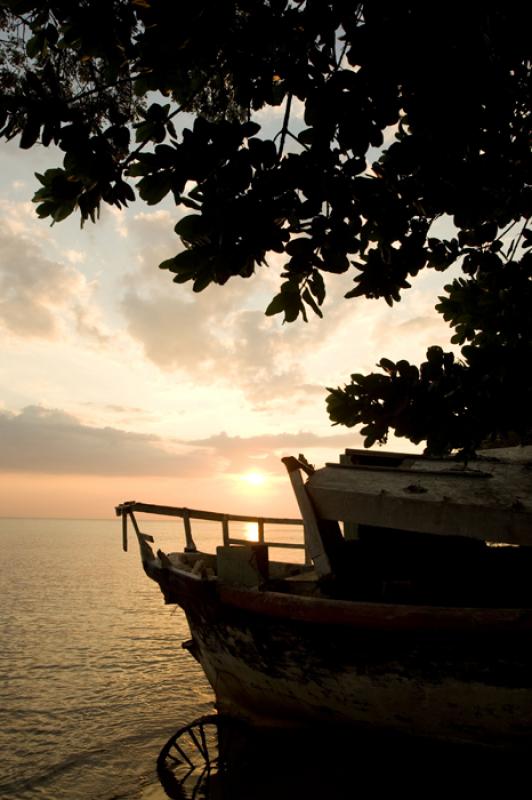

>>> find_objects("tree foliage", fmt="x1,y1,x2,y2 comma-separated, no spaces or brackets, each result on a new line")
0,1,530,454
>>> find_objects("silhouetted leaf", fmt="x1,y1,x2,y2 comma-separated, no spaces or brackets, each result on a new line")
265,293,286,317
26,31,45,58
302,288,323,318
20,117,41,149
137,173,171,204
174,214,209,242
241,121,261,138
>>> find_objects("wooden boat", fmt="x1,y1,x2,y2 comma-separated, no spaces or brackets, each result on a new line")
116,446,532,749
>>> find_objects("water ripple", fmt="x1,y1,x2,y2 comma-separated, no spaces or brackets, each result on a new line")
0,518,215,799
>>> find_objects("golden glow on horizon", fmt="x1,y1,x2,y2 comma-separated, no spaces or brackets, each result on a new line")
241,470,267,487
0,471,300,519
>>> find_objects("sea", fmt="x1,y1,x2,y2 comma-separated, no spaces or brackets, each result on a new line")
1,517,526,799
0,516,219,800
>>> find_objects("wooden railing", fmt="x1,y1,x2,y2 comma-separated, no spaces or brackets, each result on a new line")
116,501,306,557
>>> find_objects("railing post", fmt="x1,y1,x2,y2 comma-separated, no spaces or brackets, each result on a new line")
222,515,230,546
122,512,128,552
304,524,312,564
183,509,197,552
258,519,265,544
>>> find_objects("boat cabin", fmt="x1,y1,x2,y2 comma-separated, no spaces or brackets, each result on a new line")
283,446,532,607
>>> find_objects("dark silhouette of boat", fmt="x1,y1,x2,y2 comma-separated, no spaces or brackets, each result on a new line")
117,446,532,749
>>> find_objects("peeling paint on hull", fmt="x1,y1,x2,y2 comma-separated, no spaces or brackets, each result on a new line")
147,562,532,749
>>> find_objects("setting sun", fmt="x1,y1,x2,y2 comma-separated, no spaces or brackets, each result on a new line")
241,470,267,487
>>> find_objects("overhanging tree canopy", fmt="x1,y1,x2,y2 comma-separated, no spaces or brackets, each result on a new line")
1,1,531,454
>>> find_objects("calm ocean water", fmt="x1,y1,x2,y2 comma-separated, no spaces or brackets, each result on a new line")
0,516,221,800
1,517,525,797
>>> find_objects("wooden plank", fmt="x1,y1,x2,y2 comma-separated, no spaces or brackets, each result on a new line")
328,462,493,478
282,457,332,578
228,537,304,549
344,447,420,459
219,585,532,633
307,462,532,545
115,501,302,527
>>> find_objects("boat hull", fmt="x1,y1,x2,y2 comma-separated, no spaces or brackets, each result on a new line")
147,561,532,749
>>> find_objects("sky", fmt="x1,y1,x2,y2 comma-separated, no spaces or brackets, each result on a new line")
0,105,456,519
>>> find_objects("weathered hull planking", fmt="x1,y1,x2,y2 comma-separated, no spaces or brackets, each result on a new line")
146,559,532,749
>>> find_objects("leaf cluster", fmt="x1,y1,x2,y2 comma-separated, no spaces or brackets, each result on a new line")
328,251,532,454
0,1,531,451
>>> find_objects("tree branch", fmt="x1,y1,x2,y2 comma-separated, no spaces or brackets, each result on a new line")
278,92,292,159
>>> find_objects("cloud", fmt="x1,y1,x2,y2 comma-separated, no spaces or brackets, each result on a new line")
189,429,362,452
127,209,181,283
0,405,364,479
72,301,112,346
106,205,129,239
0,200,110,343
121,289,324,405
0,406,215,477
118,216,299,394
370,288,455,362
117,203,454,414
119,254,356,410
185,429,363,473
63,249,86,264
0,231,84,338
122,289,226,371
82,402,150,415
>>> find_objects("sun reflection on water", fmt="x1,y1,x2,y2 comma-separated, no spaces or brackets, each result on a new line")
244,521,259,542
